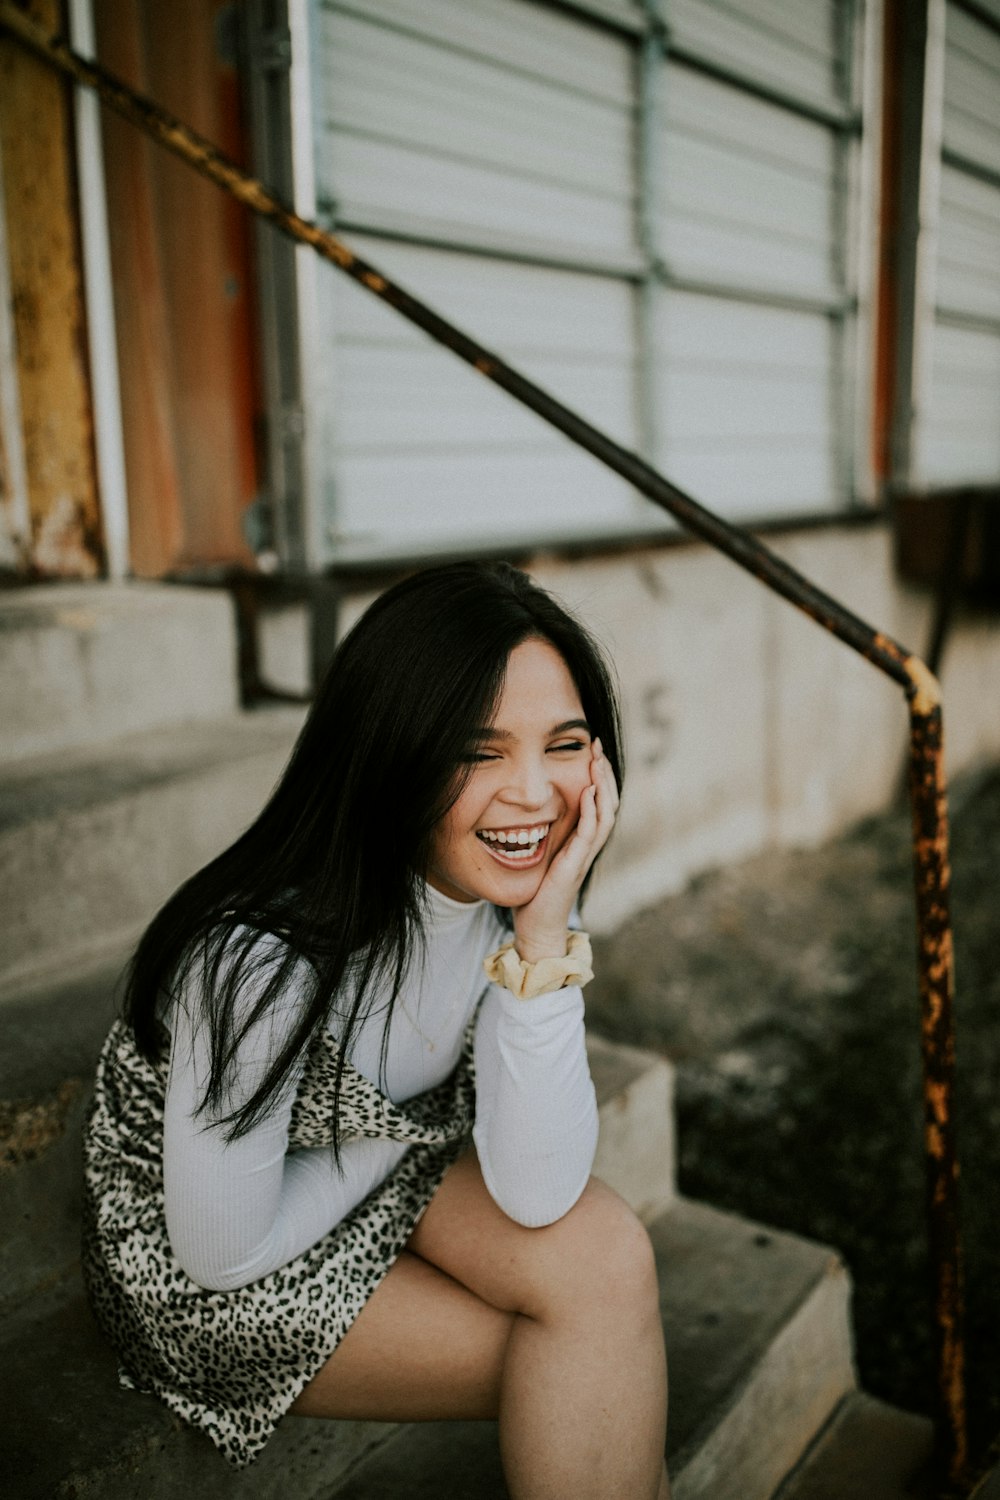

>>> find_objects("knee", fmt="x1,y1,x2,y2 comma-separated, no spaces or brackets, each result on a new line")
577,1181,660,1310
524,1180,660,1325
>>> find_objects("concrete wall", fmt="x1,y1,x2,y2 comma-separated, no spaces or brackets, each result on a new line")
324,520,1000,934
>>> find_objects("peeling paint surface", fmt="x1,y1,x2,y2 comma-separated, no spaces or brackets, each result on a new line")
0,0,100,577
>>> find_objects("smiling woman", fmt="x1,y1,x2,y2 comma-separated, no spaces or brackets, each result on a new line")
80,561,670,1499
427,638,618,923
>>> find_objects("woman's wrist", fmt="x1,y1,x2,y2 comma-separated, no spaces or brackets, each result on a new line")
513,930,570,964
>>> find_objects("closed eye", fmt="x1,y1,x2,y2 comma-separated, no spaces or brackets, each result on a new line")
548,739,588,753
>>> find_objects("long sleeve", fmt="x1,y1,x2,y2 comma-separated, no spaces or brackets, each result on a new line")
472,980,598,1228
162,958,408,1293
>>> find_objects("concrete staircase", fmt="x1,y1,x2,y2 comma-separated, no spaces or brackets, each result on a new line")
0,583,933,1498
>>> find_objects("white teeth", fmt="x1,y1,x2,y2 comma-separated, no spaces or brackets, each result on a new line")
478,824,548,850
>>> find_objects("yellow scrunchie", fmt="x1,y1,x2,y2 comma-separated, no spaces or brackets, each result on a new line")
483,930,593,1001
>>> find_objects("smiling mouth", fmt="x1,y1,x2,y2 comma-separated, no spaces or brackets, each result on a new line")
476,823,550,866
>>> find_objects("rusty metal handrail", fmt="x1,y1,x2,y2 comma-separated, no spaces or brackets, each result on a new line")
0,3,967,1483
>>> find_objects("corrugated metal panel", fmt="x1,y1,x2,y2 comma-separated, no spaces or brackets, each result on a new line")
659,64,840,298
314,0,637,263
936,165,1000,323
570,0,644,30
942,4,1000,173
921,3,1000,486
923,323,1000,483
318,234,644,554
267,0,862,563
653,289,838,516
667,0,847,109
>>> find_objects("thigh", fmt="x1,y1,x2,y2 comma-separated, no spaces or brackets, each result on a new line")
289,1248,513,1422
407,1149,657,1323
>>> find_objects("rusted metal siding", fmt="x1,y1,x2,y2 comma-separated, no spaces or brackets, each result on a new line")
0,0,101,578
95,0,260,577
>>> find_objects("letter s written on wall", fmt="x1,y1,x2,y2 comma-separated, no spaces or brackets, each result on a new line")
640,682,673,769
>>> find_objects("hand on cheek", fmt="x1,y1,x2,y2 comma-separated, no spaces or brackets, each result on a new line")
513,739,619,964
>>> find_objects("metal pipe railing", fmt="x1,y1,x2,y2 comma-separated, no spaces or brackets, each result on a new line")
0,3,968,1483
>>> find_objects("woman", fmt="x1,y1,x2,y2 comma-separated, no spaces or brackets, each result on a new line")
83,561,670,1498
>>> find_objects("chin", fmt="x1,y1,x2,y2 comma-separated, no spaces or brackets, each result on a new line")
485,866,550,910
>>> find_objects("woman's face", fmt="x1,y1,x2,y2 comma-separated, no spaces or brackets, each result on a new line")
427,637,595,907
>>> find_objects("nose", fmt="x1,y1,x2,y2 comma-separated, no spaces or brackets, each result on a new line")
500,752,552,810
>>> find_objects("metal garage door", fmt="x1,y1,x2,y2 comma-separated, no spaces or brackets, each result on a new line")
248,0,868,567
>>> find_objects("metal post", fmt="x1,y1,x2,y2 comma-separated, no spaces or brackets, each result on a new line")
0,2,969,1480
906,664,967,1483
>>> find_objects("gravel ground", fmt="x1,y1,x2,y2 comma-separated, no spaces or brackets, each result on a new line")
588,762,1000,1462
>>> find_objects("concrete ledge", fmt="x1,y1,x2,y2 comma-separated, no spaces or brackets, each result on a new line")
589,1031,675,1219
0,952,124,1314
318,1200,855,1499
773,1393,934,1500
0,710,304,999
0,1199,854,1500
0,1034,676,1498
665,1203,856,1500
0,583,241,763
0,1293,398,1500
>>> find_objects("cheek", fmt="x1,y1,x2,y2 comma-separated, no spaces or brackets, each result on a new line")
434,785,482,852
558,764,592,819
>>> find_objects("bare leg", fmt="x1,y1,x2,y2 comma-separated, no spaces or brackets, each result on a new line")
290,1247,513,1420
409,1153,667,1500
293,1152,668,1500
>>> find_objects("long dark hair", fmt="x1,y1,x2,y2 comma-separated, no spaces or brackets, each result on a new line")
126,561,624,1152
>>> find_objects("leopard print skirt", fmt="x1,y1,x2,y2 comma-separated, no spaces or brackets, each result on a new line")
81,1018,476,1469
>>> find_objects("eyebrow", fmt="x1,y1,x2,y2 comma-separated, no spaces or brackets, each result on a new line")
470,719,591,742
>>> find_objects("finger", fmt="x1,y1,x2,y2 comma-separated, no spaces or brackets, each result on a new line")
591,758,619,844
568,781,599,858
550,784,598,883
595,750,618,807
591,738,620,812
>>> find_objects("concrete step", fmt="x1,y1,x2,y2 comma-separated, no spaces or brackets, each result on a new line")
316,1200,856,1500
0,708,305,999
772,1393,934,1500
973,1467,1000,1499
0,582,241,764
588,1030,675,1221
0,1034,677,1496
0,950,127,1317
0,1196,853,1500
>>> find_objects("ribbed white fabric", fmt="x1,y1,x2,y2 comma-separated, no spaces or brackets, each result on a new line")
162,886,598,1291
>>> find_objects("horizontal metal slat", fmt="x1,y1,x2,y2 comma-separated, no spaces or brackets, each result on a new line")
943,4,1000,173
922,322,1000,483
651,287,840,515
658,65,841,301
936,165,1000,322
316,3,636,259
320,234,644,549
666,0,849,117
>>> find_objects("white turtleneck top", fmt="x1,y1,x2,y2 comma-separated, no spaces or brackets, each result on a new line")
162,885,598,1292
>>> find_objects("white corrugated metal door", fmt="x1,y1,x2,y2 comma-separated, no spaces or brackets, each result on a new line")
253,0,868,566
311,0,644,557
650,0,858,519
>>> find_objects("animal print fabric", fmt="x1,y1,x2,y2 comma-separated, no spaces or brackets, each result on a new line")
82,1017,477,1468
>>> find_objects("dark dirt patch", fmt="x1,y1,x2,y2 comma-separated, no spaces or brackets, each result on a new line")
589,763,1000,1461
